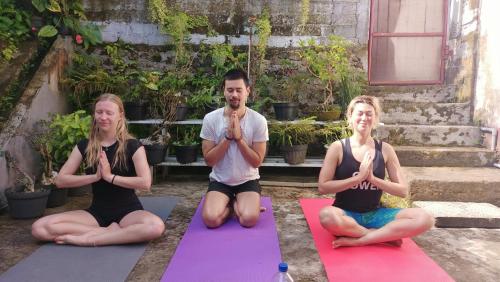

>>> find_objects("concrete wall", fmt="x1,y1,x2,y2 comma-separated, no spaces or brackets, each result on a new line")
445,0,480,103
0,38,72,209
474,0,500,135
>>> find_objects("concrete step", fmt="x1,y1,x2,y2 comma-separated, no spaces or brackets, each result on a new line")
369,85,457,103
413,201,500,228
395,146,495,167
374,124,481,146
404,167,500,206
381,101,470,125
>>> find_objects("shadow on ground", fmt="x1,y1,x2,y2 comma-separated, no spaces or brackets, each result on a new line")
1,180,499,282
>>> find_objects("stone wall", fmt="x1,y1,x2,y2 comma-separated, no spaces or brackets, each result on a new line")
82,0,369,47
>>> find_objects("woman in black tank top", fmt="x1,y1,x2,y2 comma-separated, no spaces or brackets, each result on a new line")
317,95,434,248
31,94,165,247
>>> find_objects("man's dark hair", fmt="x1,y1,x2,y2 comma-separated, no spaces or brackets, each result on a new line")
221,69,250,90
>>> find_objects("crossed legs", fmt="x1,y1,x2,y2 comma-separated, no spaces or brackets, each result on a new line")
202,191,261,228
319,206,434,248
32,210,165,246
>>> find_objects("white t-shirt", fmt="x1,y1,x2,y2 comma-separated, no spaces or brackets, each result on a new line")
200,107,269,186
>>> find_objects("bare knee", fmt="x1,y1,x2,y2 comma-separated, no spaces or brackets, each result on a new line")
319,208,342,229
416,210,435,232
144,218,165,240
31,218,51,241
239,211,259,228
202,210,224,228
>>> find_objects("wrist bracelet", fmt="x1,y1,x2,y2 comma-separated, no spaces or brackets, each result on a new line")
111,174,116,184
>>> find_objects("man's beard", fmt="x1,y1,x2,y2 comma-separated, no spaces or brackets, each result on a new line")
228,100,240,110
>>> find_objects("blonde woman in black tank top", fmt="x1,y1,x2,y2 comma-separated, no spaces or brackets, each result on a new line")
317,95,434,248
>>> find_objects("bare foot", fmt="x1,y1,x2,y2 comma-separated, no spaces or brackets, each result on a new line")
55,234,93,246
382,239,403,247
333,236,361,248
54,223,120,246
332,237,403,248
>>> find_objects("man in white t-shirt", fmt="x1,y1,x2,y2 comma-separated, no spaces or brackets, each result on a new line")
200,69,268,228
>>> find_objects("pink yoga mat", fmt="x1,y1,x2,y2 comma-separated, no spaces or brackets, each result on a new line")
161,197,281,282
300,198,454,282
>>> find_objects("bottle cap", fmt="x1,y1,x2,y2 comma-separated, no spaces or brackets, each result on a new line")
279,262,288,272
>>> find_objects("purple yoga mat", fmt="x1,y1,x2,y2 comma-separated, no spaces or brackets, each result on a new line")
161,197,281,282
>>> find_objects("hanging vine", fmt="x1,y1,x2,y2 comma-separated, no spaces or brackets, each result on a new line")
299,0,310,32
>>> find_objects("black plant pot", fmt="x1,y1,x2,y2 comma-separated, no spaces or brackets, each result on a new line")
176,104,189,121
68,184,91,197
203,103,219,115
144,144,168,165
124,101,149,120
4,187,50,219
282,144,308,165
273,102,298,121
174,144,199,164
45,184,68,208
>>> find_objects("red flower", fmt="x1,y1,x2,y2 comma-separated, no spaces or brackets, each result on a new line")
75,34,83,44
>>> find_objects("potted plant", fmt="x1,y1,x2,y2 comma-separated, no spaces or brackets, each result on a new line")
172,125,200,164
299,35,366,119
157,70,191,121
269,118,317,164
123,70,161,120
270,61,311,121
49,110,91,196
4,151,50,219
28,120,67,207
141,86,180,165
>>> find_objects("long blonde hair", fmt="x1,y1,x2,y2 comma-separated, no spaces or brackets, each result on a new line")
345,95,381,129
86,94,133,170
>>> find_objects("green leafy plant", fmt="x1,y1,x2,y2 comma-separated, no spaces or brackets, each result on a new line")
317,122,352,146
31,0,102,48
271,71,311,103
299,0,310,32
269,118,317,147
0,0,31,62
148,0,211,66
62,49,128,110
299,35,366,112
48,110,91,170
172,125,200,146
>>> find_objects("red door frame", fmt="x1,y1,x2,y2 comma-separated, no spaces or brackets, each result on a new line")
368,0,449,85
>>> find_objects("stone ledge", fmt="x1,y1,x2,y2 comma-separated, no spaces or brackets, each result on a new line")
413,201,500,228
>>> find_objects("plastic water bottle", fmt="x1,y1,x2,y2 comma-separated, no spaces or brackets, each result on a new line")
271,262,294,282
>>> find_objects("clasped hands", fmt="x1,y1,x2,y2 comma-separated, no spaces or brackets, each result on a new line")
94,151,114,183
225,111,242,141
358,151,375,183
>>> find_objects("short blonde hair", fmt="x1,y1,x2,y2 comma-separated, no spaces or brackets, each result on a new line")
346,95,381,127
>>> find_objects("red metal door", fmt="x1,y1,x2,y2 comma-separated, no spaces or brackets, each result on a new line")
368,0,448,85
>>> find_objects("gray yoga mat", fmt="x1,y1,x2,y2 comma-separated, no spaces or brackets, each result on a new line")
0,196,178,282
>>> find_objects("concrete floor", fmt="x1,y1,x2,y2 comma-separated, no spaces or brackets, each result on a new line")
1,180,499,282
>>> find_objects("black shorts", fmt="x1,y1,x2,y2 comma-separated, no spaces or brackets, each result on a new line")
207,179,262,201
85,202,144,227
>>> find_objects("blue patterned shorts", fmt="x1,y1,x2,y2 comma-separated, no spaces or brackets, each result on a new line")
344,208,401,229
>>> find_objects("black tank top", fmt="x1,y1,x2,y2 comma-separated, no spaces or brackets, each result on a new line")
332,138,385,212
77,138,143,209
